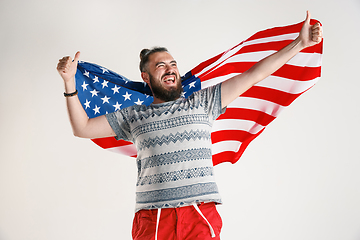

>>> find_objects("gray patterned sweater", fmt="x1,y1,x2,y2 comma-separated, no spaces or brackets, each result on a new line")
106,84,225,212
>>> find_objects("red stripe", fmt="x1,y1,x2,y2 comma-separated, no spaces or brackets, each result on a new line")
238,40,293,53
199,61,320,82
245,20,320,42
241,86,302,107
191,52,224,76
211,130,257,144
212,129,264,165
246,22,303,41
216,108,276,126
91,137,132,149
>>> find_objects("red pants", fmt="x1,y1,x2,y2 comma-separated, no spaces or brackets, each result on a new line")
132,202,222,240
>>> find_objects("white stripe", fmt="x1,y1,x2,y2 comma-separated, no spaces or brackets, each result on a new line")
212,119,264,134
244,33,298,46
107,144,137,156
200,73,238,89
202,74,319,95
227,97,286,117
255,76,320,94
212,140,242,155
195,33,298,77
224,51,322,68
197,51,321,80
288,52,322,67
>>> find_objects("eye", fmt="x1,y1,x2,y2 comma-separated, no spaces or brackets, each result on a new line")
156,63,165,68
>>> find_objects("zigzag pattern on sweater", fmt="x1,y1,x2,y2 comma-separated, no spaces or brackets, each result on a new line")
137,166,213,186
137,148,212,171
132,114,211,138
136,182,219,203
137,129,211,151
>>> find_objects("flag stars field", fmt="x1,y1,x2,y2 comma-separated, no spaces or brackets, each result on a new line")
112,85,121,94
100,67,109,74
101,80,109,88
81,81,89,90
113,102,122,111
83,70,90,77
93,76,99,83
90,89,99,97
101,95,111,104
188,82,196,89
93,105,100,115
84,99,91,109
135,98,144,105
123,92,132,101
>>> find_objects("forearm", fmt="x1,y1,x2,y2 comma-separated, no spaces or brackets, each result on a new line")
58,52,115,139
64,79,91,137
221,37,304,107
245,37,304,84
221,11,323,108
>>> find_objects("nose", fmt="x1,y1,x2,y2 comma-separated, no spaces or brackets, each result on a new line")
165,63,177,75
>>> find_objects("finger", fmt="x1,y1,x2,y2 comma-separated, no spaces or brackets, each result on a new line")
305,10,311,25
73,51,81,63
58,57,72,71
312,31,322,43
311,23,321,31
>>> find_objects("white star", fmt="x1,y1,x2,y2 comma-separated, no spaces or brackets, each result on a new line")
81,81,89,91
83,70,90,77
181,91,186,98
90,89,99,97
84,99,91,109
123,92,132,101
93,105,100,115
93,76,99,83
100,67,109,74
124,81,128,84
134,98,144,105
101,80,109,88
144,94,150,98
101,95,111,104
113,101,122,111
111,85,120,94
189,82,196,89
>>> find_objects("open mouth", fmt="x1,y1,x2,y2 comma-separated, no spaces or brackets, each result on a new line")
163,75,176,85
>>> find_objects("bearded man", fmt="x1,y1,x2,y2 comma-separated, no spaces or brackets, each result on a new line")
57,11,322,240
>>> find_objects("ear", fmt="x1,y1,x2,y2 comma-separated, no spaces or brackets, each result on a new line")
141,72,150,84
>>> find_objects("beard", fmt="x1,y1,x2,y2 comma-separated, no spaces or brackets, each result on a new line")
149,73,183,102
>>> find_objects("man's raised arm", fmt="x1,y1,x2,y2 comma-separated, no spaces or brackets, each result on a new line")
221,11,323,108
57,52,116,139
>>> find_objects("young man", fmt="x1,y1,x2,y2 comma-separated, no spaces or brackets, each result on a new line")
57,11,322,240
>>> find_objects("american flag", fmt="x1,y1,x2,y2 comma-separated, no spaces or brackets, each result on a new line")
75,20,323,166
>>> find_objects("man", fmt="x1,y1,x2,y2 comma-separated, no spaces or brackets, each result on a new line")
57,11,322,240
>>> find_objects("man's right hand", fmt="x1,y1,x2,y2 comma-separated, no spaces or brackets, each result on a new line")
57,51,80,83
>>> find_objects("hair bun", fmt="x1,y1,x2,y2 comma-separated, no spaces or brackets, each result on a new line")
140,49,150,60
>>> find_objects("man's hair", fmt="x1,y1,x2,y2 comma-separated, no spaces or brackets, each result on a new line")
139,47,168,73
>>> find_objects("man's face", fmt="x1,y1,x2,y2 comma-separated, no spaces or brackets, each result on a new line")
145,51,183,103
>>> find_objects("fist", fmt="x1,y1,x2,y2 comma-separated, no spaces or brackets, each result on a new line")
57,51,80,83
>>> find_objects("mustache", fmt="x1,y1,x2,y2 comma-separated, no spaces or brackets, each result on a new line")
162,73,177,79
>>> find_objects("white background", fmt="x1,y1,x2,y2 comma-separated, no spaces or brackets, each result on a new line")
1,0,360,239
